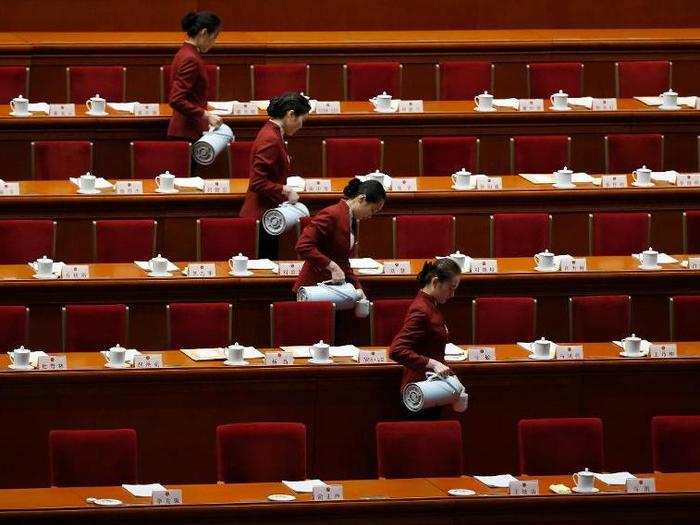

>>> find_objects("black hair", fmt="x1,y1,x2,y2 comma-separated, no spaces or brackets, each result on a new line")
181,11,221,37
343,178,386,203
267,92,312,118
417,258,461,286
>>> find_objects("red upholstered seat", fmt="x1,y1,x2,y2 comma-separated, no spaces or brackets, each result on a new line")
376,421,463,478
590,213,650,256
161,64,219,102
510,135,571,174
66,66,126,103
393,215,455,258
569,295,631,342
518,418,604,475
271,301,334,346
652,415,700,472
670,296,700,341
491,213,550,258
605,134,664,173
323,138,383,178
370,299,413,345
437,61,493,100
168,303,232,349
31,141,93,180
419,137,479,176
0,66,29,103
49,428,138,487
251,63,309,99
344,62,402,100
527,62,584,98
0,219,55,264
616,61,671,98
93,220,156,263
473,297,536,344
217,422,307,482
227,141,254,178
130,141,190,179
63,304,128,352
197,218,258,260
0,306,29,352
684,211,700,253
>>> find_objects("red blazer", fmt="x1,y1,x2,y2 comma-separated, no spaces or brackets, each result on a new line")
389,291,449,388
167,43,209,141
239,121,289,219
293,200,359,293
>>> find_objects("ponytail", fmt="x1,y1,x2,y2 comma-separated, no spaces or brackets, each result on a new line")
417,258,461,286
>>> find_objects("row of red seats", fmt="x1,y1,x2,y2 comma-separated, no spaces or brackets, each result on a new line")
25,134,693,182
0,60,674,103
3,211,700,265
44,415,700,487
2,294,699,352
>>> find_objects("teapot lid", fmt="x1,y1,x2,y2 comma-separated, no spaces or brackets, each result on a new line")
14,94,28,101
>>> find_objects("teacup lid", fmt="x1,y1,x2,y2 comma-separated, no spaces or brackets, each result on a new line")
579,467,593,475
538,249,552,255
233,252,248,261
454,167,471,176
663,89,678,96
637,165,651,171
478,91,492,97
13,94,28,102
13,345,29,353
91,93,105,101
313,339,329,348
556,166,573,174
151,253,167,262
450,250,464,257
536,336,552,344
555,89,568,96
300,92,310,100
160,170,174,177
643,246,658,254
625,333,641,341
109,343,125,351
377,91,392,99
81,171,95,179
228,341,244,349
37,254,52,262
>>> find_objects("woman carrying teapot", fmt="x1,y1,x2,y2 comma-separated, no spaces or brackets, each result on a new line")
389,258,461,419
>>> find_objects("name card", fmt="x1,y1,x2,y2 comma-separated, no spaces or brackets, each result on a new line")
467,347,496,361
152,489,182,505
358,349,387,364
49,104,75,117
134,354,164,368
676,173,700,187
602,175,627,188
383,260,412,275
187,263,216,277
625,478,655,494
470,259,498,274
265,351,294,365
134,103,160,116
60,264,89,279
312,484,343,501
555,345,584,360
390,177,418,192
561,257,587,272
279,261,304,276
315,101,341,114
687,257,700,270
233,102,258,115
0,182,20,195
305,178,332,192
37,355,67,371
115,180,143,194
519,99,544,112
203,179,230,193
398,100,424,113
649,343,678,359
592,98,618,111
476,177,503,190
509,480,539,496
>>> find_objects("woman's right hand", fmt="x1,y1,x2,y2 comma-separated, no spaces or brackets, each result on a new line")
427,358,451,377
327,261,345,283
205,111,222,130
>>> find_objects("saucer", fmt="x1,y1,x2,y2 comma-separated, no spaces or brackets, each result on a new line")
9,363,33,371
229,270,254,277
474,107,497,113
572,487,599,494
659,105,681,111
223,359,248,366
155,188,179,194
77,188,101,195
308,358,333,365
632,181,655,188
534,265,558,272
638,264,662,271
147,271,172,277
105,362,130,369
445,354,467,362
372,106,396,113
529,354,553,360
268,494,296,502
553,183,576,189
549,106,572,111
86,111,109,116
619,351,646,358
451,184,475,191
33,273,59,280
86,498,123,506
448,488,476,497
9,111,31,117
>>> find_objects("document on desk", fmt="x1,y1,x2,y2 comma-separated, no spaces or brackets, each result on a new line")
474,474,519,488
122,483,167,497
282,479,327,493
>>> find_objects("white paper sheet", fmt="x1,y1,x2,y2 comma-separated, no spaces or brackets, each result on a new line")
613,340,651,354
69,177,113,189
651,171,679,184
122,483,167,497
350,258,382,269
444,343,465,356
285,176,306,192
282,479,327,493
28,262,64,274
519,173,593,184
474,474,519,488
330,345,360,358
208,101,239,114
280,346,311,358
592,472,636,485
107,102,138,113
27,103,50,114
632,253,678,264
100,349,141,364
135,260,179,272
492,98,519,109
567,97,593,109
247,259,279,271
174,177,205,190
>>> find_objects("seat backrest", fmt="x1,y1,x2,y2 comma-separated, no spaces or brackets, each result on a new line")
419,136,479,176
0,306,29,352
67,66,126,103
590,213,650,256
31,141,93,181
510,135,571,174
491,213,550,258
569,295,631,342
393,215,455,258
0,219,56,264
605,134,664,173
652,415,700,472
670,296,700,341
197,218,258,260
616,60,671,98
228,141,254,178
131,141,191,179
323,138,383,178
437,61,493,100
94,220,156,263
63,304,128,352
0,66,29,103
344,62,402,100
473,297,536,344
168,302,232,349
271,301,334,346
683,211,700,253
370,299,413,345
527,62,584,98
251,63,309,99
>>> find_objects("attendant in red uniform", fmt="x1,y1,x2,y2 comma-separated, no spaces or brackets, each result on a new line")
240,92,311,258
293,179,386,293
168,11,222,145
389,258,461,419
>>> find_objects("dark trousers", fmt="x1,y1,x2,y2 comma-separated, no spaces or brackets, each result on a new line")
259,228,280,260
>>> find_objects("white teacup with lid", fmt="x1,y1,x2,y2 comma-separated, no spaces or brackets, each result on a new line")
622,333,642,356
10,345,31,369
149,254,169,275
86,93,106,115
474,91,494,111
451,168,471,189
371,91,393,111
367,170,387,185
10,94,30,116
35,255,54,277
534,249,556,270
554,166,574,188
660,89,679,109
310,340,331,364
640,247,659,269
107,344,127,367
155,171,176,193
531,337,553,359
633,165,652,186
573,468,597,493
78,172,97,193
448,251,468,272
225,342,247,365
550,90,569,110
229,253,249,275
